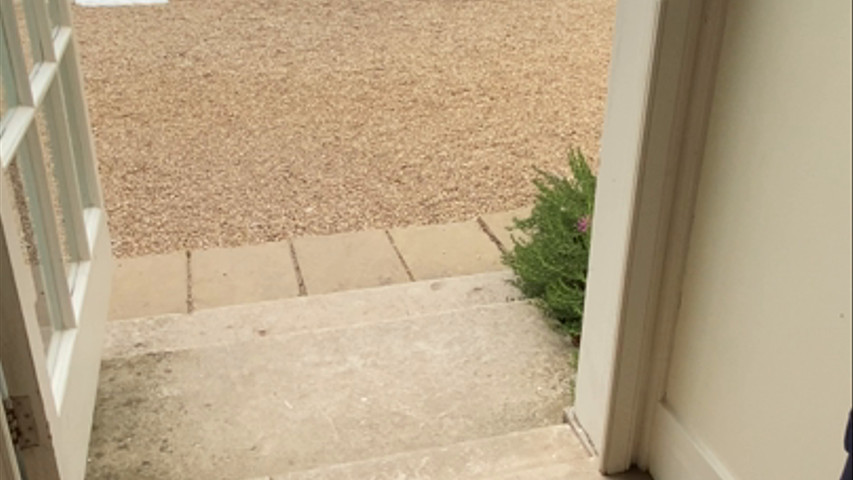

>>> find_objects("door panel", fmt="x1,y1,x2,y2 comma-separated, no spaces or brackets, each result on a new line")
647,0,852,478
0,1,112,479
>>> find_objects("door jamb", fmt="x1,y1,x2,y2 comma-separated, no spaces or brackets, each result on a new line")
570,0,730,473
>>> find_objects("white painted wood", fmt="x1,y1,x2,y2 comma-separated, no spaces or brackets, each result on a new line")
0,107,34,166
0,1,113,479
0,186,62,480
18,126,78,330
48,209,111,480
21,0,58,62
29,60,59,106
52,26,71,58
2,0,74,334
572,0,730,474
580,0,850,478
649,1,851,478
571,0,663,466
647,405,733,480
58,38,103,208
44,79,91,263
636,0,730,468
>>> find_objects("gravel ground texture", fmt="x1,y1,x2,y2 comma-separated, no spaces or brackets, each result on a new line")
73,0,617,258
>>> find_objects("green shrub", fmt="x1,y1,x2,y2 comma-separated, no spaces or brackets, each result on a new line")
503,149,596,340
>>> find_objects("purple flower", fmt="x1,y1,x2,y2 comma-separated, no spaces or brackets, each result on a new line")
576,216,590,233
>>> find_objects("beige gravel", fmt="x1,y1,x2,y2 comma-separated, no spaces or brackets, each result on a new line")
73,0,616,258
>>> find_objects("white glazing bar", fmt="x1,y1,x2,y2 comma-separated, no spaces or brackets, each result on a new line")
52,25,71,59
1,0,76,330
18,128,77,330
58,38,103,208
0,2,54,335
44,81,90,261
29,60,58,107
0,107,34,167
22,0,57,62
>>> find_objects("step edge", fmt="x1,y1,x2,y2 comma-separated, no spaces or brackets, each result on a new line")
181,270,519,319
264,425,591,480
102,299,543,360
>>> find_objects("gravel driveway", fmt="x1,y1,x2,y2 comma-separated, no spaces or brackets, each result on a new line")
73,0,616,257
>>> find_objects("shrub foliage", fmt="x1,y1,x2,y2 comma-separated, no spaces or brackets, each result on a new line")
503,149,596,338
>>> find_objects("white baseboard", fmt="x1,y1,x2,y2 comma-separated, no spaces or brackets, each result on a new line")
648,405,736,480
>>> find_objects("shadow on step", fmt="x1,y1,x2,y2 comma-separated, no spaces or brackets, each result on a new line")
604,468,653,479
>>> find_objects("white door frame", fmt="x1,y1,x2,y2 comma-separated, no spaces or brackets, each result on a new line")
569,0,729,474
1,1,113,479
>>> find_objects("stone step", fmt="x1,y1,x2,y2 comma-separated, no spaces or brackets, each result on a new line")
87,301,576,480
487,463,595,480
103,271,523,359
260,425,595,480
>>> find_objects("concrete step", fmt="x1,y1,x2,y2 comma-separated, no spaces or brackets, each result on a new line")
86,300,576,480
262,425,596,480
487,463,595,480
103,271,523,359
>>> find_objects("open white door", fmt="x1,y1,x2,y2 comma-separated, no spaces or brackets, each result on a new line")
0,1,112,479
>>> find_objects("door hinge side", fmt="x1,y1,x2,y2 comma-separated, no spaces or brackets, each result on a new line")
3,396,40,449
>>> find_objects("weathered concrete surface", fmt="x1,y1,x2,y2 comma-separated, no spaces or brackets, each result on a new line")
487,465,652,480
109,252,187,320
292,230,409,295
389,221,505,280
272,425,595,480
102,271,523,359
191,242,300,310
480,206,533,252
87,302,574,480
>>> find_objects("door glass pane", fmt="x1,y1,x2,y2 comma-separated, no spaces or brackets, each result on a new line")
46,0,62,32
35,102,75,288
10,0,36,74
2,154,60,357
0,13,19,126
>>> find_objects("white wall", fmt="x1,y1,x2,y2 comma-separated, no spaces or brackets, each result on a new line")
662,1,852,479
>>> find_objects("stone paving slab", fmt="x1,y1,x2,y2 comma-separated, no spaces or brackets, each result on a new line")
292,230,410,295
109,252,187,320
191,242,300,310
389,221,505,280
480,206,533,252
109,213,524,319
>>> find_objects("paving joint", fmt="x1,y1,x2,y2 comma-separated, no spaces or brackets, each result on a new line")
185,250,194,313
385,229,415,282
109,210,525,319
477,216,508,255
288,239,308,296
